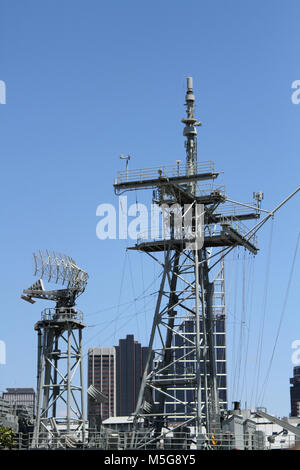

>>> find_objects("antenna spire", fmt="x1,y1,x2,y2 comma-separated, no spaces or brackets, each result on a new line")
182,77,202,195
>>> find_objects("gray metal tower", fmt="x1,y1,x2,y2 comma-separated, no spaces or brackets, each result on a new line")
113,77,264,449
21,250,88,448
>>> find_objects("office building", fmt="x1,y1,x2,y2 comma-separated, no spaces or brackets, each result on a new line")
87,347,116,423
159,315,227,421
87,335,150,423
290,366,300,417
115,334,150,416
153,261,227,421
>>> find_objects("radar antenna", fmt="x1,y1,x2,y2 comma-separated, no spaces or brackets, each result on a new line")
21,250,88,448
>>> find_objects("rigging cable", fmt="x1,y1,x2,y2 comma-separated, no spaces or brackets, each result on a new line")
224,249,236,406
251,219,274,407
128,251,141,341
140,251,149,337
258,231,300,406
82,258,163,349
84,292,157,329
231,249,240,400
239,253,255,403
234,250,247,400
113,249,128,343
81,296,157,360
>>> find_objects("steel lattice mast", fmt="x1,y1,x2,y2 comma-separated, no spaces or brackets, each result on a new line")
21,251,88,448
113,77,264,448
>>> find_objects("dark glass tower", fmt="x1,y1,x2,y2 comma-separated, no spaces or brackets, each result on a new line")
115,334,150,416
290,366,300,417
163,316,227,422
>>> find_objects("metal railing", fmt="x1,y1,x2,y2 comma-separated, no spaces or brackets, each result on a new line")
197,183,226,198
215,202,259,218
220,219,258,246
3,430,297,450
41,307,83,322
116,161,216,184
134,220,257,249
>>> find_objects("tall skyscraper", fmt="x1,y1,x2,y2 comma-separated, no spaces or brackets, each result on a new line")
158,315,227,422
115,334,150,416
152,260,227,422
290,366,300,417
87,336,150,423
87,347,116,423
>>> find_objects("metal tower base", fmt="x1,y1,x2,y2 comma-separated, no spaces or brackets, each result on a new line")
32,307,86,448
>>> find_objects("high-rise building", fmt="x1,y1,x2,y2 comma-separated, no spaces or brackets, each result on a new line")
115,334,150,416
290,366,300,417
155,315,227,423
87,347,116,423
153,261,227,421
87,336,150,424
2,388,36,418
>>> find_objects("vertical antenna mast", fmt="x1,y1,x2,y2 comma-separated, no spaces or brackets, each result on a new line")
182,77,201,195
114,77,265,449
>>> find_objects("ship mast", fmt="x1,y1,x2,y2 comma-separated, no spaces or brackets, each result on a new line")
114,77,268,448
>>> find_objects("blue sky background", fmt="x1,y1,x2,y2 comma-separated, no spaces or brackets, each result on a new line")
0,0,299,418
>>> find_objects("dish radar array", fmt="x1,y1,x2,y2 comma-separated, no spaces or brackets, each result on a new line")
113,77,300,449
22,250,88,448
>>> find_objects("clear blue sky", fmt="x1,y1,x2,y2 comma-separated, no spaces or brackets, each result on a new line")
0,0,299,418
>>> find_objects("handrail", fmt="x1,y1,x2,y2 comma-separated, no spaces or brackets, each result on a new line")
5,429,297,450
41,307,83,322
116,161,215,184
